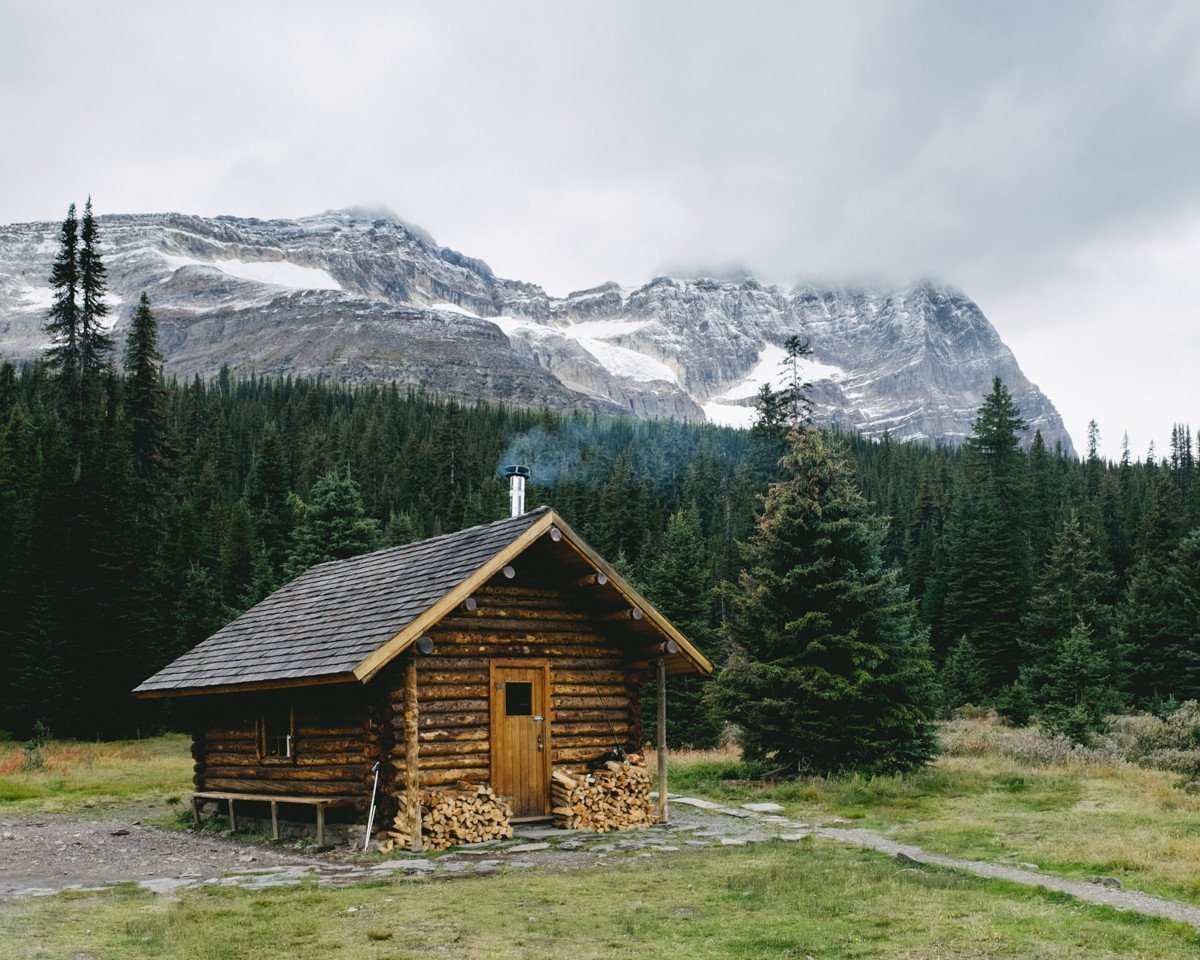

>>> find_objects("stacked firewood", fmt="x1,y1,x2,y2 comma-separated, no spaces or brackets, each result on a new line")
380,784,514,852
550,755,655,832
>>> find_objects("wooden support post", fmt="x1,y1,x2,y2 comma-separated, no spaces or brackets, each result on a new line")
657,657,668,824
227,798,237,832
405,659,424,852
191,795,201,829
270,801,279,841
316,804,326,847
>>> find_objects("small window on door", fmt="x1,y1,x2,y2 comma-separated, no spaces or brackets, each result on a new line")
261,704,294,760
505,682,533,717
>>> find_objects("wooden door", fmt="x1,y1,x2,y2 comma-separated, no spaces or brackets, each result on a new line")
490,661,551,819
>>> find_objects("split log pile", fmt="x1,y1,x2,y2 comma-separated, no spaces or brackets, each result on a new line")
379,784,513,852
550,755,655,831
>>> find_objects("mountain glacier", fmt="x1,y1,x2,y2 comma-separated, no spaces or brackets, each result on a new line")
0,208,1075,453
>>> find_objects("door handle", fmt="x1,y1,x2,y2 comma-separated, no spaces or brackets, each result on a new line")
533,715,544,722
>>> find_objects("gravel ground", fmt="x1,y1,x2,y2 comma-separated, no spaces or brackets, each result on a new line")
4,796,1200,932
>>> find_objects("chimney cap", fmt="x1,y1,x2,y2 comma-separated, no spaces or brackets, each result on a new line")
502,464,531,479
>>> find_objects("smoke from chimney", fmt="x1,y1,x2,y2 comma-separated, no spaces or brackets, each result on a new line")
502,464,531,517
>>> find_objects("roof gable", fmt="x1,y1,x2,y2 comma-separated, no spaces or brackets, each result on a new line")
135,507,712,697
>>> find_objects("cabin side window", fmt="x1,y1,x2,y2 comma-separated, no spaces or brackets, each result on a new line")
259,703,295,761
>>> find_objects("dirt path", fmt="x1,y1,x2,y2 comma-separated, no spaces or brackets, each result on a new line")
5,798,1200,932
0,811,323,899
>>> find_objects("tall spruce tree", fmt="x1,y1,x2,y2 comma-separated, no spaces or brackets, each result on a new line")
1022,510,1117,677
43,204,82,411
78,198,114,381
710,429,937,775
639,503,721,748
123,293,170,512
941,378,1031,690
1038,619,1121,743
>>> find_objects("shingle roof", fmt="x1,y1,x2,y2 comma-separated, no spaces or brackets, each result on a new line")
135,507,552,695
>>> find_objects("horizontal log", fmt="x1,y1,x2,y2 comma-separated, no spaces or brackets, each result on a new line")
553,696,632,710
551,722,632,737
600,607,643,623
414,684,488,700
425,635,614,655
418,769,492,787
417,741,491,759
419,726,488,743
554,734,635,750
551,683,628,697
202,777,366,798
549,670,626,685
204,752,368,768
552,709,630,723
414,669,488,685
419,712,489,729
402,754,489,771
203,765,366,783
573,572,608,588
434,619,599,636
553,746,632,764
411,656,490,670
413,698,489,714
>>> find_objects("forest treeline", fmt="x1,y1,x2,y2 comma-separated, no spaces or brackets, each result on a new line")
2,205,1199,748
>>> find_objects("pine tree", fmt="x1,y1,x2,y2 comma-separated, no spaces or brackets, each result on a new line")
78,198,114,381
43,205,82,410
123,293,170,514
639,503,721,748
941,378,1031,690
1023,510,1117,684
1039,619,1120,743
285,468,381,578
709,429,937,775
940,635,987,710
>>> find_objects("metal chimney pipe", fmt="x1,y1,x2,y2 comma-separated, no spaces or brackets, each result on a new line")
502,464,531,517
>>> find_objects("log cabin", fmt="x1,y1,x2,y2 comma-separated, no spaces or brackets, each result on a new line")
135,489,713,847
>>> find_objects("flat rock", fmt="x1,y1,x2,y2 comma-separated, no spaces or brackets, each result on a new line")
720,838,749,846
671,797,727,811
507,842,550,853
742,802,785,813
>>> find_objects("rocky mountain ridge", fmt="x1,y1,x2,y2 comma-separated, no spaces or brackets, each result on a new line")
0,207,1075,453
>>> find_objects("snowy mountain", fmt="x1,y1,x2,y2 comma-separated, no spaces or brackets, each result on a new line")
0,208,1075,453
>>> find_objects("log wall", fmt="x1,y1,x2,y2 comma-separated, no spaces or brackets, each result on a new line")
376,580,644,813
189,686,378,804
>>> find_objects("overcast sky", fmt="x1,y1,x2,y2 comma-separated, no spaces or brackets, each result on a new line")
3,1,1197,458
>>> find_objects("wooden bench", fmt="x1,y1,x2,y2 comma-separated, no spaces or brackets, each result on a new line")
191,791,361,847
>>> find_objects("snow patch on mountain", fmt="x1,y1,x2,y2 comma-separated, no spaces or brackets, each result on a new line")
717,344,847,401
157,251,341,290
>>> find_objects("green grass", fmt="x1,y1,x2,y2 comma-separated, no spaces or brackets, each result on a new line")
0,734,194,811
665,725,1200,908
2,840,1196,959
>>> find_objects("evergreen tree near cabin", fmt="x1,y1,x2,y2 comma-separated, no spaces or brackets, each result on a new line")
638,503,722,748
710,429,937,775
285,468,381,579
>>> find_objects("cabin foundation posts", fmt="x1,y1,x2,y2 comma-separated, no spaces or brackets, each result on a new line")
404,660,424,852
656,657,668,824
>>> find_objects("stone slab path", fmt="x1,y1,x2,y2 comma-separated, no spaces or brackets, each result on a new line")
5,798,1200,931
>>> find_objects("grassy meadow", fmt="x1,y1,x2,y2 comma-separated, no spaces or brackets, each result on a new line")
4,719,1200,957
668,718,1200,907
0,733,194,810
3,838,1197,959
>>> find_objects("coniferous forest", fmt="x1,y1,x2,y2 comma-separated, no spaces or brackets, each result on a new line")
3,207,1199,755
